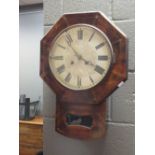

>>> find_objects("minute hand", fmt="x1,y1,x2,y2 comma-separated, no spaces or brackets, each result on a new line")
65,38,81,59
70,46,82,60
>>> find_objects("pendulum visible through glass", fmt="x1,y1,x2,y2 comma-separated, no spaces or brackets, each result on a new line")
66,113,93,128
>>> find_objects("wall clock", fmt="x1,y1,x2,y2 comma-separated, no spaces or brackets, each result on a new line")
40,12,128,139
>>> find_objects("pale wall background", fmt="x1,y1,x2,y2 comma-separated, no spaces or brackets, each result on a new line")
43,0,135,155
19,6,43,112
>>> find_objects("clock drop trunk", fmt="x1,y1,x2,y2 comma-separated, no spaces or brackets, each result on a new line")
55,99,107,139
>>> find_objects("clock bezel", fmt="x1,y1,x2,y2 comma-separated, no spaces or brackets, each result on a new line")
48,23,114,91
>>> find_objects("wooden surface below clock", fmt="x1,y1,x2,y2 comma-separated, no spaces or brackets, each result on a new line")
19,116,43,155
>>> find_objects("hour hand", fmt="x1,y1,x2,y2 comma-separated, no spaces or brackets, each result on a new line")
88,61,95,67
80,56,95,67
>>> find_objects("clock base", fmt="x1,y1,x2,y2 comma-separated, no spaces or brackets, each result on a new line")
55,100,107,140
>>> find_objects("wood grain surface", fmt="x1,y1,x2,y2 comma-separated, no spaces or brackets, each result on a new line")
40,12,128,139
19,116,43,155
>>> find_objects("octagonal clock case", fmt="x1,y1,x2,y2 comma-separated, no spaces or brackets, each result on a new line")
40,12,128,140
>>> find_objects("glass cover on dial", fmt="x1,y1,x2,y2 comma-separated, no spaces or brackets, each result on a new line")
48,24,113,90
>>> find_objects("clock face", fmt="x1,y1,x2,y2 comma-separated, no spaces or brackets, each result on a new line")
48,24,113,90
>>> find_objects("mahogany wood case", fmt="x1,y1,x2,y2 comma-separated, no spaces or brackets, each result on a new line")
40,12,128,140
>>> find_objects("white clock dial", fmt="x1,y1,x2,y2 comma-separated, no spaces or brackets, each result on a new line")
48,24,113,90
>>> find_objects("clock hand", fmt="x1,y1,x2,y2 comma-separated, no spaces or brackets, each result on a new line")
71,47,95,67
65,37,82,60
88,61,96,67
65,34,95,66
71,48,95,67
65,32,79,57
70,46,82,60
79,56,96,67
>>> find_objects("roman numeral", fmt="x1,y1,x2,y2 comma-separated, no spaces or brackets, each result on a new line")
50,56,63,60
65,73,72,83
65,33,73,46
89,31,95,42
98,55,108,61
95,42,106,50
57,43,66,49
89,76,94,85
57,65,65,74
94,65,105,75
77,76,81,88
77,29,83,40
